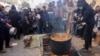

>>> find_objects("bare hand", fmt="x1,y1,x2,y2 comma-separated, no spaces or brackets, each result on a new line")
82,22,86,25
6,23,12,27
0,18,4,22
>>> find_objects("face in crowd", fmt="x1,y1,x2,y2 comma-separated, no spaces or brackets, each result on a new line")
42,6,46,11
0,5,4,11
95,6,100,11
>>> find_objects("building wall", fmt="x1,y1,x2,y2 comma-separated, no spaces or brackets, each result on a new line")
46,0,59,2
0,0,18,4
86,0,100,9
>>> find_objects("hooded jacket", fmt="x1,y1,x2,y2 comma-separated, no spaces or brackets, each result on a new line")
77,0,95,26
9,5,20,23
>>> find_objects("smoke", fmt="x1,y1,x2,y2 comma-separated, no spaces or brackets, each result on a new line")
52,17,67,33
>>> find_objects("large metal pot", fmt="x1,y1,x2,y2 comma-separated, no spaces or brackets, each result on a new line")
50,33,71,55
9,27,17,35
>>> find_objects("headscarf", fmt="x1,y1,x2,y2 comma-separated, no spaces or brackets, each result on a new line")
11,5,16,11
77,0,95,25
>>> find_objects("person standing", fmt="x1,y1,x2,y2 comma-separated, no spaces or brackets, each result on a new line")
9,5,21,39
77,0,95,51
48,2,56,29
94,9,100,45
39,6,53,33
21,9,30,35
95,8,100,31
0,5,12,53
56,0,63,18
32,8,42,34
93,6,100,39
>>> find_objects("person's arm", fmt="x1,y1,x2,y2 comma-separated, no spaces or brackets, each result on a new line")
6,23,12,27
0,18,5,22
25,16,29,24
81,11,89,25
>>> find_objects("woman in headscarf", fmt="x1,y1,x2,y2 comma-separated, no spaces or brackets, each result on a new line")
77,0,95,51
9,5,21,39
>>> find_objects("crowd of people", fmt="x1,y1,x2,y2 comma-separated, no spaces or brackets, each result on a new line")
0,0,100,53
0,0,65,53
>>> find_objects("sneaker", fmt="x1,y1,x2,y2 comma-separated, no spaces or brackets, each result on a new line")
0,50,7,53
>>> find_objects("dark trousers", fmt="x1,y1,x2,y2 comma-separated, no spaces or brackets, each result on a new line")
21,22,31,35
0,26,10,50
0,37,9,51
0,26,4,50
84,25,94,50
4,26,10,47
35,20,43,34
0,33,4,50
0,40,4,50
14,27,20,39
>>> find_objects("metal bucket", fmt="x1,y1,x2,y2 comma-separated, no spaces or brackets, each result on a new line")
9,27,17,35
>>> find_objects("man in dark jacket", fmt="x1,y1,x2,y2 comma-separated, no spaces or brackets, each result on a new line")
39,6,53,33
9,5,20,39
48,3,55,21
77,0,95,51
